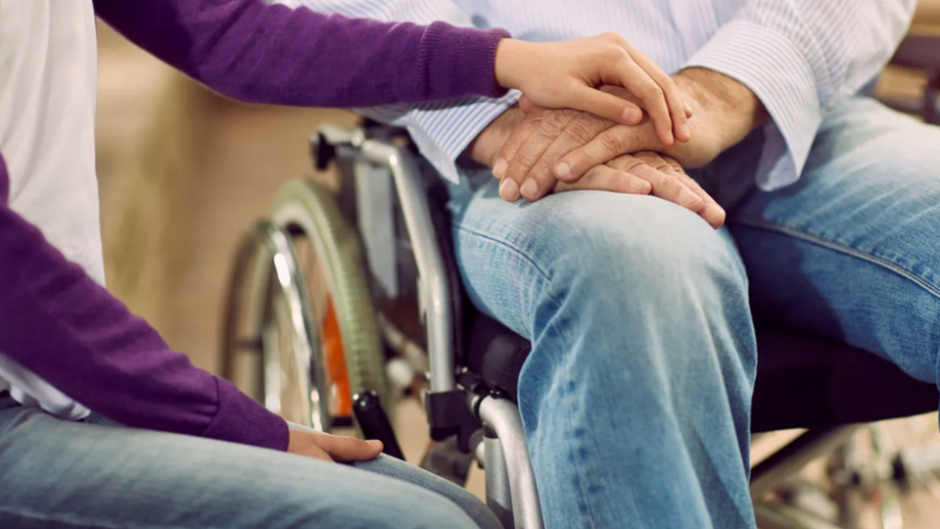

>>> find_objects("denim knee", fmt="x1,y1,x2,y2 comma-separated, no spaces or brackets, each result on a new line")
528,193,746,316
501,193,752,379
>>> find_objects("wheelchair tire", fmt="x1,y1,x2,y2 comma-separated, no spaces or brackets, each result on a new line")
221,221,333,431
270,179,390,427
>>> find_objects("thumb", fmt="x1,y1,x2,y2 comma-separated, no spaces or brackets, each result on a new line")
318,434,384,462
567,86,644,125
518,94,538,114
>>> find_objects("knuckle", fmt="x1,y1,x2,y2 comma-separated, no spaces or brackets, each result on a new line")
620,158,646,174
527,113,548,128
539,115,569,137
533,171,557,189
648,158,672,172
501,135,525,154
598,132,627,155
605,48,630,64
562,151,588,172
605,154,631,170
512,150,537,169
602,32,626,47
634,152,668,171
642,84,664,99
661,76,679,92
561,120,597,145
685,179,705,192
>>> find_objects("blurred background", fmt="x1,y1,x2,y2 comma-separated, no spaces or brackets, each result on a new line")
95,2,940,526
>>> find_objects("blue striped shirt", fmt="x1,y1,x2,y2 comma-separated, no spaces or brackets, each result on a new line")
282,0,914,189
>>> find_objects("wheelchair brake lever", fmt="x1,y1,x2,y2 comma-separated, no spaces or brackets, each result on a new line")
353,390,405,460
311,132,337,171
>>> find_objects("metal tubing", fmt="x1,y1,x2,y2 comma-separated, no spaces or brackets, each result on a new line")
485,434,515,528
478,398,543,529
750,427,859,498
258,223,325,430
360,140,455,392
316,124,456,394
754,503,845,529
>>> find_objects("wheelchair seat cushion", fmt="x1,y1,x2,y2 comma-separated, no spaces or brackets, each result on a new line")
464,314,939,432
466,314,531,401
749,327,938,432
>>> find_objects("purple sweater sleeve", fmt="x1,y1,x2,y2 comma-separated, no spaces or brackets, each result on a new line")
93,0,510,106
0,155,289,451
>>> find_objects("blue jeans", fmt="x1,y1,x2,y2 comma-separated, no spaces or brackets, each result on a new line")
0,395,502,529
447,97,940,529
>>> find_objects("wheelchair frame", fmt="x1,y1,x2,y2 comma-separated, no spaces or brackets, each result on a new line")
310,124,940,529
314,124,543,529
230,121,940,529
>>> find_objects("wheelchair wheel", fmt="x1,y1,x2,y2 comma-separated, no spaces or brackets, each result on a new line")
270,180,390,426
221,221,333,430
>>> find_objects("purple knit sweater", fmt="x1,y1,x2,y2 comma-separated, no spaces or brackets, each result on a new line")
0,0,509,451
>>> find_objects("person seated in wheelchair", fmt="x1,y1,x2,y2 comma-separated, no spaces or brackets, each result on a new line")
0,1,699,529
284,0,937,527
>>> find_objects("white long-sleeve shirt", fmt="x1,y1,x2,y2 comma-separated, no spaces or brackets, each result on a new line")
284,0,915,190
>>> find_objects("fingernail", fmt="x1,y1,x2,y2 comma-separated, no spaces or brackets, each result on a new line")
705,204,725,222
681,123,691,139
499,178,520,201
520,179,539,199
630,179,649,192
622,107,642,123
679,188,700,206
367,440,383,449
493,159,508,179
554,162,571,178
684,102,693,115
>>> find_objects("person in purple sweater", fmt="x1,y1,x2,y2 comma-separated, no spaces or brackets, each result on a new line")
0,1,691,527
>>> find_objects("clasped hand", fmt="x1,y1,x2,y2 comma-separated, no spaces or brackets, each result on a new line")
474,67,765,230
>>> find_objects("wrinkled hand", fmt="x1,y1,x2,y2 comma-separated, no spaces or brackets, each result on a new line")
465,106,725,227
492,69,764,203
287,429,383,462
494,33,692,144
552,151,726,228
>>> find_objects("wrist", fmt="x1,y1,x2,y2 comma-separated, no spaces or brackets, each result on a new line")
493,39,530,90
463,106,525,167
675,68,767,151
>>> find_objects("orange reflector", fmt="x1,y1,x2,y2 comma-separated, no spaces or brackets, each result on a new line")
322,297,353,417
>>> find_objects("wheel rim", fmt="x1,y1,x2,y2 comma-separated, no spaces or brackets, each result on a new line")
223,180,389,436
290,231,354,420
221,223,331,431
271,180,389,426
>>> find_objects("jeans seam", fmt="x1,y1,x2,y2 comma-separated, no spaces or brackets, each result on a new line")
731,218,940,301
453,223,571,314
453,225,554,284
453,224,600,526
537,294,600,529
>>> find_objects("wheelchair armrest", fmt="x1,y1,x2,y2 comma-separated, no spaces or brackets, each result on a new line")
882,33,940,124
890,33,940,71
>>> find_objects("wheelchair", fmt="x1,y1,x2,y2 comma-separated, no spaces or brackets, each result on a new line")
221,40,940,529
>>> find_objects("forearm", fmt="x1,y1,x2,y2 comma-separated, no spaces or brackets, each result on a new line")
0,159,287,450
93,0,509,106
